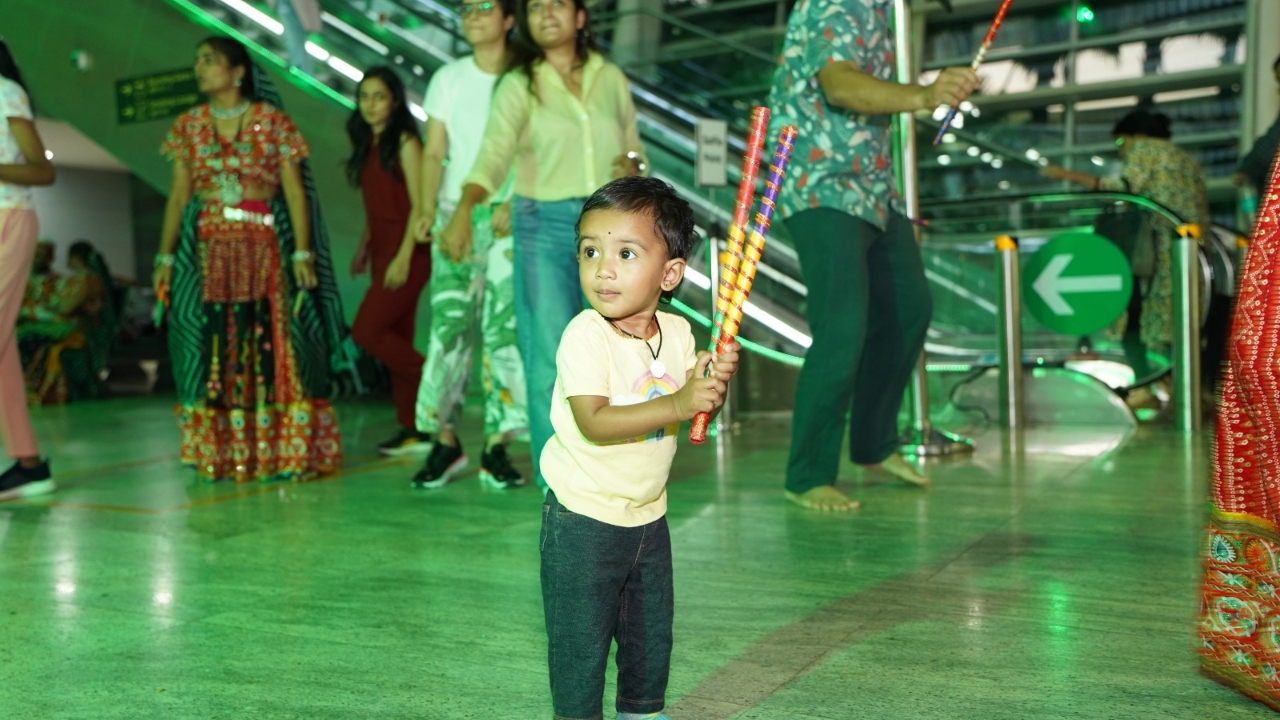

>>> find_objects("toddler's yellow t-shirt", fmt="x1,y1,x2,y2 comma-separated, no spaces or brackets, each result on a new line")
541,309,698,527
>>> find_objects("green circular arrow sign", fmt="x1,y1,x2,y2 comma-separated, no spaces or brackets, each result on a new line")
1022,231,1133,336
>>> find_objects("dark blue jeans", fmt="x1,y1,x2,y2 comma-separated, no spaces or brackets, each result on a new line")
540,490,673,720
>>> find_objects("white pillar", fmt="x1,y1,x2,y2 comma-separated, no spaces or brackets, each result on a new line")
611,0,663,82
1244,0,1280,145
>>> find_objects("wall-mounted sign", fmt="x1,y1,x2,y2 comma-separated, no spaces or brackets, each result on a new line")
695,118,728,187
116,69,199,125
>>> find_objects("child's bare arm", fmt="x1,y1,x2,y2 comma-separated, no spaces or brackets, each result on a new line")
569,354,730,443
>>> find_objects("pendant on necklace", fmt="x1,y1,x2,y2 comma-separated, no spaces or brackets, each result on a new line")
216,172,244,206
650,360,666,378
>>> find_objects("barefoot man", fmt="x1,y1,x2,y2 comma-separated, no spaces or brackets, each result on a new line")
768,0,978,512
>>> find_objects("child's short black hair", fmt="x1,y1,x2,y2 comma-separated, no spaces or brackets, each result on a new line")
576,177,696,303
577,176,696,260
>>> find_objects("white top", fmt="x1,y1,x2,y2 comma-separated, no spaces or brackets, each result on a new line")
422,55,511,206
541,310,698,528
0,77,35,210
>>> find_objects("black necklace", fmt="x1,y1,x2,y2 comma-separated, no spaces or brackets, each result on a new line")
608,316,666,378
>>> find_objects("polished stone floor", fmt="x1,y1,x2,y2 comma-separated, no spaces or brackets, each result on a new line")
0,397,1269,719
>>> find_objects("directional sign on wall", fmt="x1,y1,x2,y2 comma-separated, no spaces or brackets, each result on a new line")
695,118,728,187
116,69,199,125
1022,231,1133,336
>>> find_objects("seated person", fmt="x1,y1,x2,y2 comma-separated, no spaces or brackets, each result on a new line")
20,240,60,321
18,241,117,404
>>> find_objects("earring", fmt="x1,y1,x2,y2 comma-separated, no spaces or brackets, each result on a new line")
233,77,242,87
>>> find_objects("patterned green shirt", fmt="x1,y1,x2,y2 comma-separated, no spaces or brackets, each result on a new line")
768,0,902,229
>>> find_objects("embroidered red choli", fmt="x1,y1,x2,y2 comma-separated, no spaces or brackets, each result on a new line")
161,102,308,194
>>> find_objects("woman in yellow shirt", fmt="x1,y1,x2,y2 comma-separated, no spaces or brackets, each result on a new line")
438,0,647,488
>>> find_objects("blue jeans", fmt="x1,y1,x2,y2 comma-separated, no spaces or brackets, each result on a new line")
512,197,586,487
541,491,673,719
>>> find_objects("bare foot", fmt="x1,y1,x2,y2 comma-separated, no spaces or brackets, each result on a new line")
785,485,862,512
860,453,930,487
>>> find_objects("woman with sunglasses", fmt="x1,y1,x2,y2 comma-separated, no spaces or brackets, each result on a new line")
409,0,529,490
438,0,647,489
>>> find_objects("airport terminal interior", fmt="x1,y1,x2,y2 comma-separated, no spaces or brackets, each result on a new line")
3,0,1280,717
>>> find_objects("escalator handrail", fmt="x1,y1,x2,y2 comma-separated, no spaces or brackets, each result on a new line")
592,6,777,65
922,190,1193,232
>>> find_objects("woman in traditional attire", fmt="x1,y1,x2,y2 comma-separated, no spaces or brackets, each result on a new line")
19,242,116,404
1199,153,1280,708
153,36,345,483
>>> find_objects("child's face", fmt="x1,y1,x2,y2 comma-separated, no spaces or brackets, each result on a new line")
577,209,685,331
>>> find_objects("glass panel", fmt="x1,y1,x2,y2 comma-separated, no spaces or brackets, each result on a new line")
918,190,1236,388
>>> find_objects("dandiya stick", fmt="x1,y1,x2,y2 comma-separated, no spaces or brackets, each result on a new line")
931,0,1013,145
154,285,168,327
711,106,770,345
690,125,798,444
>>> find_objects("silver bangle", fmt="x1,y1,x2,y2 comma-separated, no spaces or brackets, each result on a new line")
154,254,175,268
291,250,314,263
627,151,647,174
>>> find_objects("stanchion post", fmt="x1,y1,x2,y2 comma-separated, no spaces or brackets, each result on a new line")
996,235,1024,428
893,0,973,456
1171,224,1202,431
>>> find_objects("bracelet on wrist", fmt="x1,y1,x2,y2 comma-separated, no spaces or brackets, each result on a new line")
627,151,648,174
154,254,176,268
291,250,314,263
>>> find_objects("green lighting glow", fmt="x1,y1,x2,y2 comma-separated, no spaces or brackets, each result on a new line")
1076,6,1095,23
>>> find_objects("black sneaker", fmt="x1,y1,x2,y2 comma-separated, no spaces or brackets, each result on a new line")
0,460,55,503
411,441,467,489
479,444,526,490
378,428,433,457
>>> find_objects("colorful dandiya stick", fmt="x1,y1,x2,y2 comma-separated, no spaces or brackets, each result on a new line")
931,0,1013,145
711,106,770,346
690,125,798,444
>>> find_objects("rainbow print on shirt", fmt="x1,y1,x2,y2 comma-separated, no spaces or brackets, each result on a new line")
610,368,682,443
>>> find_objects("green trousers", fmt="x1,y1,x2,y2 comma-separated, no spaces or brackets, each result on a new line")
415,206,528,438
784,209,932,494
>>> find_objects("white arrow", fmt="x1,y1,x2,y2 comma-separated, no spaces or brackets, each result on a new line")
1032,254,1123,316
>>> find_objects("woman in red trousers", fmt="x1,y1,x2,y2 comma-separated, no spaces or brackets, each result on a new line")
347,66,432,455
1200,152,1280,708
